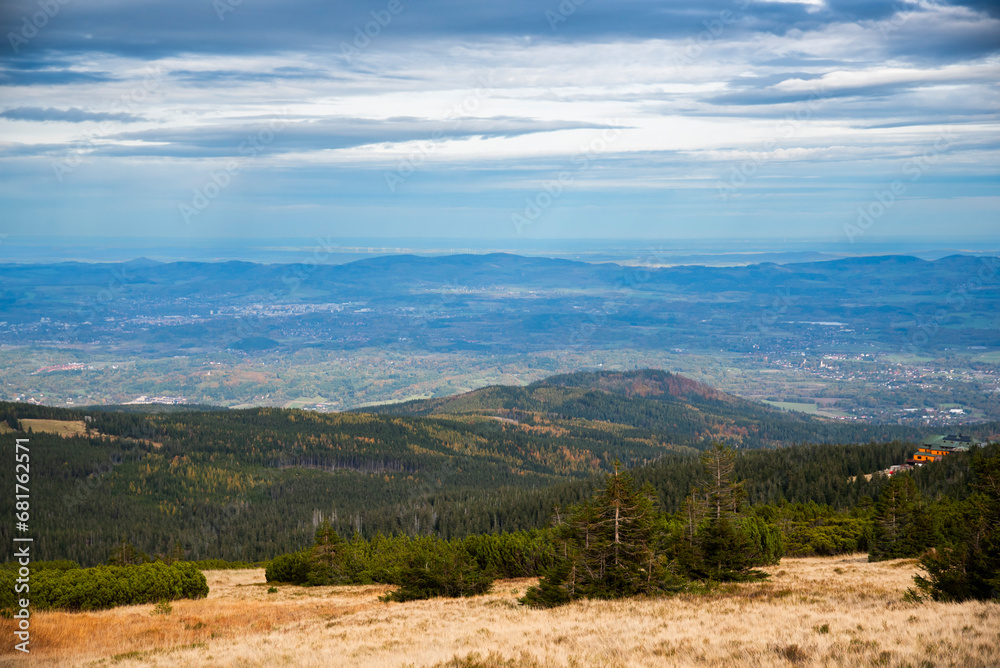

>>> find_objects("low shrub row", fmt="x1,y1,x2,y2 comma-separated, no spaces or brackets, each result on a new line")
265,527,556,600
0,561,208,611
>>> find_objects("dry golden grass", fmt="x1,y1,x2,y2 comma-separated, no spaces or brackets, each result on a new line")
16,419,89,438
2,556,998,667
6,420,164,448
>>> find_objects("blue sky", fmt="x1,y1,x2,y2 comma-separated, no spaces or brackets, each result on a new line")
0,0,998,242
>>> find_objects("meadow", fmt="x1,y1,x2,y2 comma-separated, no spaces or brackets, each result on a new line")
3,555,997,667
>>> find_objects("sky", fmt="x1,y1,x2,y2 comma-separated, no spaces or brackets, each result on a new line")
0,0,998,244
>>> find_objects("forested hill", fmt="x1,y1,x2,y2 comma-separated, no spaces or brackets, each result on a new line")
2,378,999,565
364,369,938,448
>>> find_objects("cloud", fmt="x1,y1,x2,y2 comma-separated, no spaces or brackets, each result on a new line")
0,107,142,123
0,68,118,86
0,0,993,60
706,59,1000,106
71,116,624,159
0,0,997,241
166,67,348,85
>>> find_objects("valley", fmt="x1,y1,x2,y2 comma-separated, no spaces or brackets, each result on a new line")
1,253,999,424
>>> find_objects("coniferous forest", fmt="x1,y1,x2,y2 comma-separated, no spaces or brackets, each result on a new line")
2,370,998,609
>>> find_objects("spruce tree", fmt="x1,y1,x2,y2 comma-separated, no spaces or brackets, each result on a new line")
701,444,745,521
912,450,1000,601
869,474,921,561
579,461,659,598
522,460,674,605
689,443,774,581
307,521,346,585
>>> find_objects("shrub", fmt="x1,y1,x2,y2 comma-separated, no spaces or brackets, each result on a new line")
381,542,493,603
518,560,574,608
265,551,311,584
462,530,558,579
265,528,555,594
174,561,210,599
151,600,173,616
189,559,262,571
0,561,208,612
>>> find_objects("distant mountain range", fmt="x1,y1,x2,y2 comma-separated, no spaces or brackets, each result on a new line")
1,252,998,416
2,251,996,297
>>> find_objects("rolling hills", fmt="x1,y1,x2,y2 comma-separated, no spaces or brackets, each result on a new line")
1,253,998,420
365,369,929,448
4,369,997,566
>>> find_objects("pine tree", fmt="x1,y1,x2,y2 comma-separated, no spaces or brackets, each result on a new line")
162,540,185,565
107,540,151,566
912,450,1000,601
701,443,745,521
579,461,659,598
687,443,778,581
869,474,921,561
522,460,671,605
306,520,346,585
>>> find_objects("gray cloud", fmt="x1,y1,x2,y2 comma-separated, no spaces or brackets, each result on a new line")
0,68,117,86
12,116,625,159
0,0,995,62
0,106,142,123
167,67,349,85
0,0,997,243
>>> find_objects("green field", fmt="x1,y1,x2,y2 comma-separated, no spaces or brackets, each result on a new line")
761,400,821,414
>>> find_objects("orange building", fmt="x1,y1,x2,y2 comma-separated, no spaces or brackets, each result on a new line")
907,434,971,466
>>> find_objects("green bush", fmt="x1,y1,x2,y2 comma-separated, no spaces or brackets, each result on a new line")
741,515,785,566
30,560,81,572
381,542,493,603
264,525,557,593
264,551,311,584
518,560,574,608
0,561,208,612
462,530,558,578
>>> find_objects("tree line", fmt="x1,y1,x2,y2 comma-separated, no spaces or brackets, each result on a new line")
266,446,784,606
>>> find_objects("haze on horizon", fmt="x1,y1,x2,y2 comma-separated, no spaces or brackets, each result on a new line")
0,0,998,244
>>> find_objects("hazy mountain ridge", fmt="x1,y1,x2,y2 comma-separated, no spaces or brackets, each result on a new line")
1,252,994,296
1,253,998,421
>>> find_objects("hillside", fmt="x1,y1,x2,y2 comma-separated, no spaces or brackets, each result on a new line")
366,369,930,448
5,369,996,567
